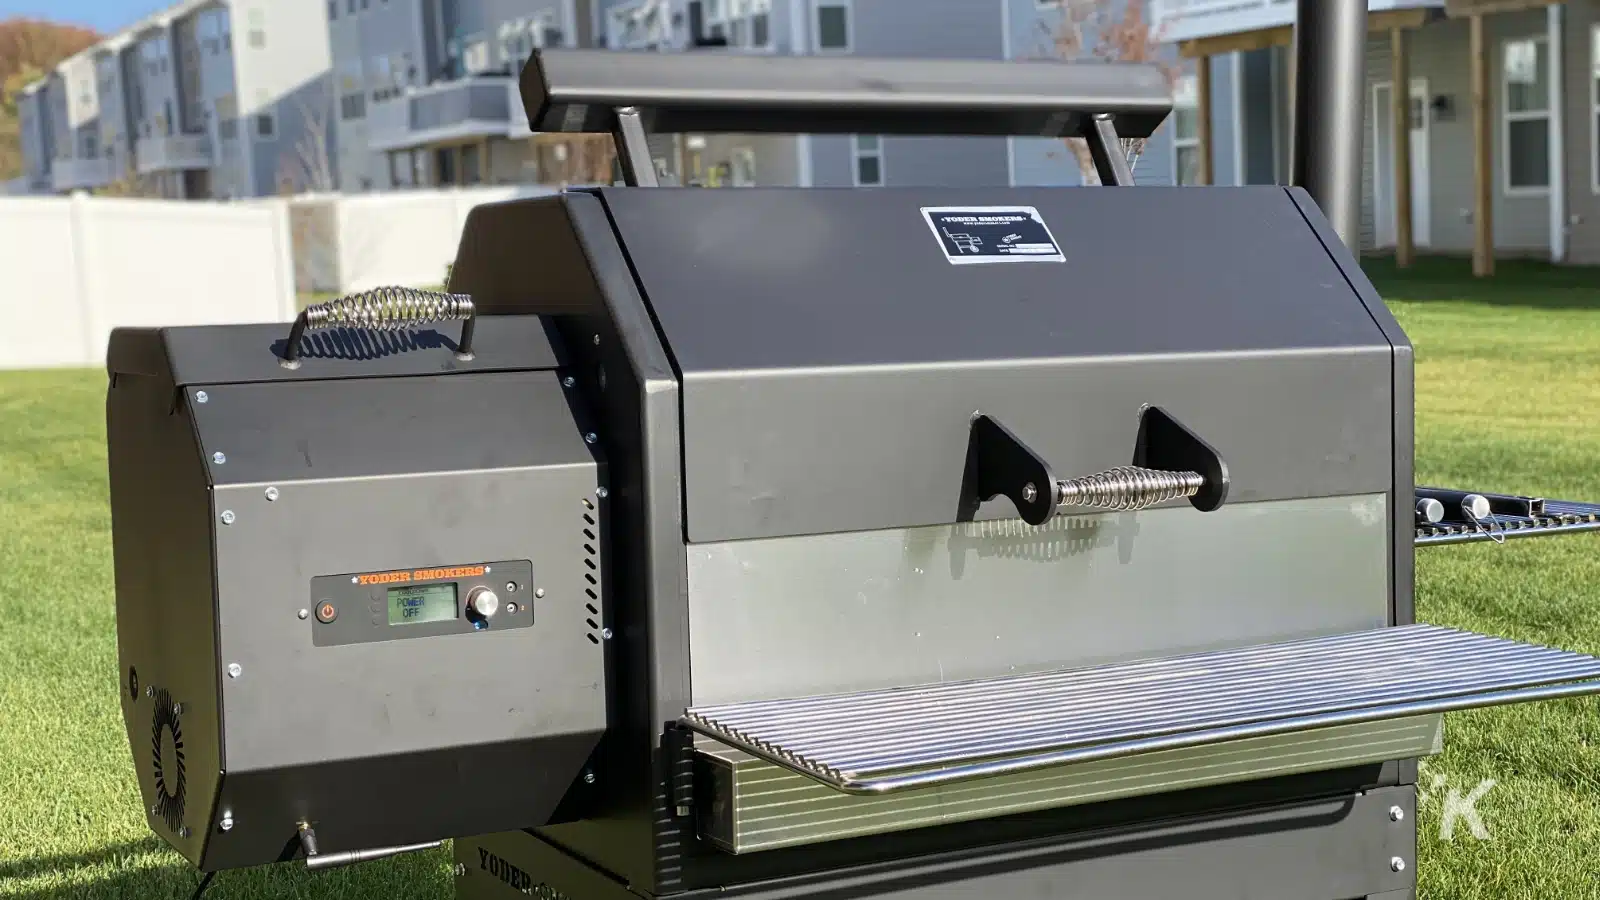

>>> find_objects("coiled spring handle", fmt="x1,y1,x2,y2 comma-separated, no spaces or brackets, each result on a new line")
281,287,477,368
1053,466,1205,512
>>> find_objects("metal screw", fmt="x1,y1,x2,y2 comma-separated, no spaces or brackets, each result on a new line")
1390,857,1406,873
145,685,154,698
562,376,576,388
226,663,242,679
592,334,600,345
454,862,467,877
601,627,614,640
179,826,191,838
152,803,160,815
173,702,182,715
585,432,598,444
220,814,234,832
1389,806,1405,822
212,451,226,465
265,487,279,501
219,510,236,525
1021,483,1037,503
195,391,209,404
595,486,609,499
583,770,596,784
298,609,310,620
534,588,546,599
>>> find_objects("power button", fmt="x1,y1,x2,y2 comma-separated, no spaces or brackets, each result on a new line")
315,602,338,624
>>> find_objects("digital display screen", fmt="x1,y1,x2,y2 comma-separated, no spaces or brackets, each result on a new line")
387,583,458,626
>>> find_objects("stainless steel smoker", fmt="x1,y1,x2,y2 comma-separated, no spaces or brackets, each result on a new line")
104,8,1600,900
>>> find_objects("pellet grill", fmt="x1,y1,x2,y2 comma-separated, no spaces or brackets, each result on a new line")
105,14,1600,900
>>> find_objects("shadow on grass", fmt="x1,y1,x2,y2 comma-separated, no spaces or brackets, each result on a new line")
1360,254,1600,309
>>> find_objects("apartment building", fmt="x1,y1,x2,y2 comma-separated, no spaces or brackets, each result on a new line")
328,0,1192,192
19,0,333,200
1155,0,1600,268
15,83,52,194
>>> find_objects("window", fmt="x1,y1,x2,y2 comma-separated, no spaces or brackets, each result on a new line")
462,36,492,74
853,134,882,186
339,59,366,119
216,94,238,139
816,1,850,52
1172,73,1200,185
1503,36,1549,193
347,0,356,13
329,0,337,20
248,9,266,48
731,146,756,186
255,111,276,140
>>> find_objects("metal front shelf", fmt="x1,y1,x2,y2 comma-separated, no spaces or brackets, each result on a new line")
681,624,1600,795
1416,499,1600,547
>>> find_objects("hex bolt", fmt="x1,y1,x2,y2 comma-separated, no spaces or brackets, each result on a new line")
1389,806,1405,822
1390,857,1406,873
562,376,576,388
601,627,614,640
585,432,598,444
226,663,242,679
265,487,279,501
298,609,310,620
595,486,609,499
220,814,234,832
195,391,209,404
212,451,227,465
219,510,236,525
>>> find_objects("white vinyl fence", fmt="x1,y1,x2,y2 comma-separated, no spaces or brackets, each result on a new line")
1,194,296,370
286,186,559,295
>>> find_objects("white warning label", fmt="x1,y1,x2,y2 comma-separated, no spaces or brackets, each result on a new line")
920,206,1066,265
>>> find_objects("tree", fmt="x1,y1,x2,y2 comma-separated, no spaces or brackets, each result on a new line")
276,82,337,196
0,18,101,180
1035,0,1182,185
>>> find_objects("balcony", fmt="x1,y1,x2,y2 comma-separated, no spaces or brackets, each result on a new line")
368,77,524,153
51,156,118,192
1151,0,1444,45
135,133,215,175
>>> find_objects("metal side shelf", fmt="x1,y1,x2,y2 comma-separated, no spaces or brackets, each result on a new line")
681,624,1600,797
1417,499,1600,547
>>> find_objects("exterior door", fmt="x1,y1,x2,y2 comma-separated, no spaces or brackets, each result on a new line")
1373,78,1432,248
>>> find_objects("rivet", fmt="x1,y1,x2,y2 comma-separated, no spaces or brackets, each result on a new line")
585,432,598,444
145,685,154,698
595,486,609,499
195,391,209,404
592,334,600,345
212,451,226,465
220,814,234,832
1390,857,1406,873
1389,805,1405,822
179,826,191,838
265,487,279,501
298,609,310,620
226,663,242,679
219,510,235,525
534,588,546,599
173,702,182,715
562,376,576,388
583,770,596,784
601,627,614,640
152,803,160,815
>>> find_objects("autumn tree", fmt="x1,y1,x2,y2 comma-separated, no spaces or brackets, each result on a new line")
1037,0,1182,185
0,17,101,180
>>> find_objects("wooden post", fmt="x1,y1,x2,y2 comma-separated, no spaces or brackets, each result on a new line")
1471,14,1494,277
1197,55,1215,186
1392,28,1414,268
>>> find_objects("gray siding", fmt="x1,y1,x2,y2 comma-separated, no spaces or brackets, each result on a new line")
1239,47,1276,184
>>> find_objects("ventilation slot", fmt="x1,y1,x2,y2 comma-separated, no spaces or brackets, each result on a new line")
582,496,602,645
149,687,187,836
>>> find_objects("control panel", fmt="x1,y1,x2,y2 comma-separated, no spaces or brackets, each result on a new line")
310,560,536,647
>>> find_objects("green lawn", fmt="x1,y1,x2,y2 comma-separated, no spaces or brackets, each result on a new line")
3,257,1600,899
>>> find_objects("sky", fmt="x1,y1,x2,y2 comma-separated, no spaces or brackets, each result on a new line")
1,0,170,34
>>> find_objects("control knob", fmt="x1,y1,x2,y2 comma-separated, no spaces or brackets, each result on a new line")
466,587,500,620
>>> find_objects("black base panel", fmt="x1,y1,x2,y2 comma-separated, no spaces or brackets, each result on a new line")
462,783,1416,900
198,732,602,872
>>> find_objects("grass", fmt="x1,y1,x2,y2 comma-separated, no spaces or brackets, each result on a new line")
2,256,1600,898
